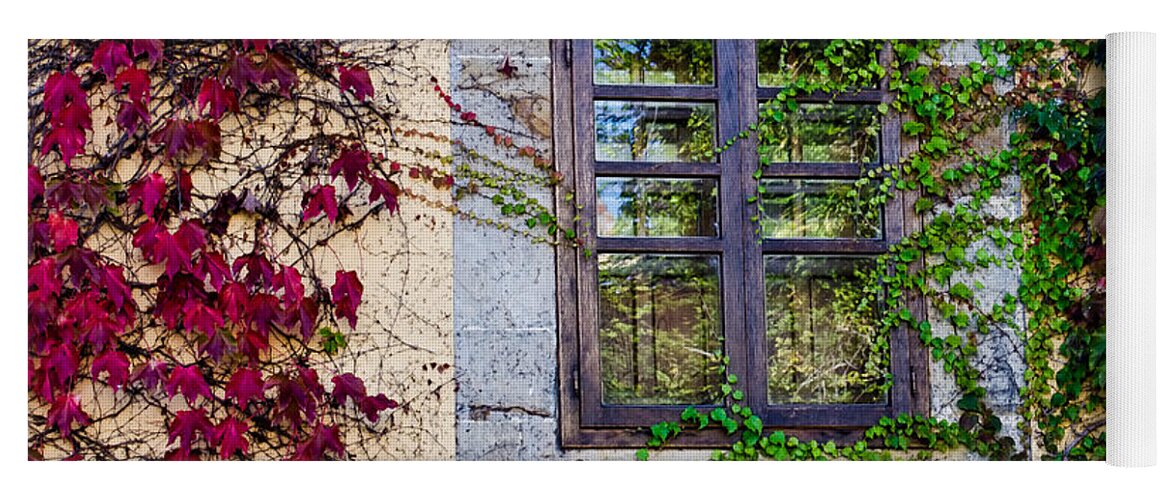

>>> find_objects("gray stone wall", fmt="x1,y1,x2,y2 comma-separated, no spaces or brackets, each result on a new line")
919,41,1027,459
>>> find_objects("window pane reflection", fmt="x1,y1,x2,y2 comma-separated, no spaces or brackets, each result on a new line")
758,103,880,164
596,177,719,237
599,254,723,405
595,101,716,163
765,256,888,404
594,39,714,86
759,179,881,239
757,39,883,88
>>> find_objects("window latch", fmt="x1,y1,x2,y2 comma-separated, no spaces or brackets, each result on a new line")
573,366,580,396
909,364,918,397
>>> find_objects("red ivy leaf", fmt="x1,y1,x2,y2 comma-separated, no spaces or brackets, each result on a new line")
358,393,398,422
194,252,232,292
232,252,274,289
41,102,92,167
134,219,206,277
115,99,150,134
226,368,266,408
199,330,231,362
212,417,250,459
330,270,363,329
166,365,211,405
244,39,272,54
168,408,213,454
338,65,374,102
219,282,250,324
47,393,91,439
101,265,134,310
267,367,324,430
328,144,371,192
286,297,319,341
196,78,239,120
291,422,345,460
302,185,339,223
247,293,283,337
183,300,224,337
29,256,62,300
175,168,193,208
189,119,223,162
257,53,298,95
29,165,44,209
330,372,367,406
131,39,164,65
90,349,130,391
112,68,151,103
130,359,168,393
151,119,190,160
47,211,78,252
38,342,79,401
366,176,400,214
127,172,167,217
91,41,132,80
43,71,87,117
273,265,305,309
221,51,260,94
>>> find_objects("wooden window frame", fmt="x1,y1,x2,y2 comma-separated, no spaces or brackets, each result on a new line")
553,39,930,448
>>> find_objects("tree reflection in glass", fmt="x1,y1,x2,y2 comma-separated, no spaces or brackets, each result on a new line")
595,101,716,163
598,254,723,405
596,177,719,237
757,39,883,89
765,256,888,404
593,39,714,86
759,179,881,239
758,103,880,164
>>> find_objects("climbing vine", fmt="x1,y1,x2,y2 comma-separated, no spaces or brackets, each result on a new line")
27,39,570,460
638,39,1106,461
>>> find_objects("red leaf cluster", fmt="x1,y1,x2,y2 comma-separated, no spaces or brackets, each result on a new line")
150,119,222,163
40,71,92,167
219,49,298,96
331,373,398,422
29,39,410,460
291,422,345,460
132,219,207,277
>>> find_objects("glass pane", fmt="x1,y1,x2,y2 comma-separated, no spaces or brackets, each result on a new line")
758,103,880,164
765,256,888,404
757,39,883,88
595,101,716,163
593,39,714,86
759,179,881,239
596,178,719,237
598,254,723,405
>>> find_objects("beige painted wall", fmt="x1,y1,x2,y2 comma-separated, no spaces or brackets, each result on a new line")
29,40,455,460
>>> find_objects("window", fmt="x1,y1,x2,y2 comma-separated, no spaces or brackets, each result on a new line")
553,40,929,447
